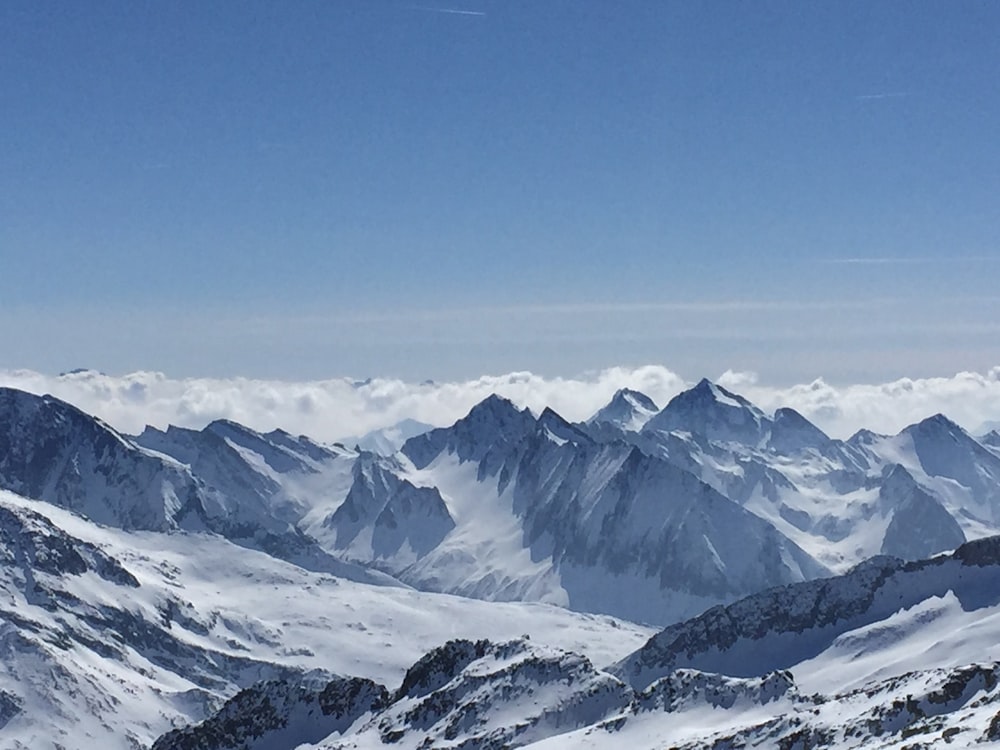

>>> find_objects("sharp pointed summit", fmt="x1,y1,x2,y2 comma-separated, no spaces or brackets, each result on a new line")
587,388,659,431
537,407,594,446
899,413,1000,519
767,407,831,453
402,394,536,469
642,378,770,446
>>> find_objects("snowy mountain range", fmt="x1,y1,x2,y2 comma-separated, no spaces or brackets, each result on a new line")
3,377,1000,748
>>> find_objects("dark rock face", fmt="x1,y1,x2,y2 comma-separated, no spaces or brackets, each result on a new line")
954,535,1000,567
151,676,389,750
881,485,966,560
324,453,455,559
395,639,492,700
402,395,537,470
0,690,22,729
152,638,633,750
767,407,831,454
0,388,208,531
0,502,140,591
615,535,1000,691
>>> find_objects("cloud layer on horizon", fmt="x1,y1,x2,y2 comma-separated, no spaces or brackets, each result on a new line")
2,366,999,444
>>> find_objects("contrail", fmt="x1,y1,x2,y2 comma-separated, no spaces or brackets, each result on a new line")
822,256,1000,265
408,6,486,16
856,92,909,101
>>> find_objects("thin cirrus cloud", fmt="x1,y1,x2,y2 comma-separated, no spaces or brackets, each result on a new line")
2,365,1000,443
822,256,1000,265
856,91,910,101
406,6,486,16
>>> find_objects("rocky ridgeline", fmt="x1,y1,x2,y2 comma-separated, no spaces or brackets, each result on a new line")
615,536,1000,691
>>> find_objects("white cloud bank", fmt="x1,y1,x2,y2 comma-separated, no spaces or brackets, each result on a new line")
2,366,1000,443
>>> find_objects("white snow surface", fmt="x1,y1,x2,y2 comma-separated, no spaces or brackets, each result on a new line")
0,490,654,750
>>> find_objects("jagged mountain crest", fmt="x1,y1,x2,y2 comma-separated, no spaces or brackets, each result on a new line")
203,419,319,475
0,388,392,581
587,388,659,431
159,637,633,750
323,452,455,562
402,394,537,469
642,378,771,446
536,406,595,446
135,422,288,529
614,534,1000,691
0,387,210,531
767,406,832,454
151,675,390,750
399,397,832,623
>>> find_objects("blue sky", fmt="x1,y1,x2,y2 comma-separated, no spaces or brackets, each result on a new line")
2,1,998,382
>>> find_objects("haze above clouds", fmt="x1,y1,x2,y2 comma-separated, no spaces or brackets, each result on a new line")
3,366,999,443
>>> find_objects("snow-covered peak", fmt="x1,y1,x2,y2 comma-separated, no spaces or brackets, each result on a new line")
264,427,351,462
587,388,659,432
349,418,434,456
0,387,208,531
897,413,1000,520
205,419,316,474
642,378,770,446
467,393,526,422
536,407,593,446
767,406,831,454
902,412,967,443
847,427,886,447
402,394,536,469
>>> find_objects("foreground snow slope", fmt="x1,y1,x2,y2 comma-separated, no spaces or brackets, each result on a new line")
0,490,654,750
615,536,1000,691
151,536,1000,750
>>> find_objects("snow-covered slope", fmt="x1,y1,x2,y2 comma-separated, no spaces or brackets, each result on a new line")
533,661,1000,750
614,380,1000,575
614,535,1000,690
151,534,1000,750
346,419,435,456
0,489,654,750
587,388,659,432
7,377,1000,749
642,378,771,446
0,389,387,580
0,387,209,531
382,395,828,624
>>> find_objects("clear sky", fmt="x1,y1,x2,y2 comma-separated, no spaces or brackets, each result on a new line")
2,1,998,383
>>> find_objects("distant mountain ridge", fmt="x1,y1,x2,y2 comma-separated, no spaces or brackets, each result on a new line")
5,379,1000,625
